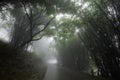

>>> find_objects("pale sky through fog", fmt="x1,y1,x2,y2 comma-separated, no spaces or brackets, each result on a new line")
0,28,9,41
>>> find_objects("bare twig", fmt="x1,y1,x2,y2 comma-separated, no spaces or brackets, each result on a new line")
32,36,43,41
22,2,33,38
32,16,55,37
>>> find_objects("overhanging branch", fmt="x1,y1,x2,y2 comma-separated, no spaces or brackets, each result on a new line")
32,16,55,37
32,36,43,41
22,2,33,38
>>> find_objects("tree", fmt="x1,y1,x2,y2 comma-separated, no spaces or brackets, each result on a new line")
76,0,120,79
49,15,90,72
0,0,76,50
50,0,120,79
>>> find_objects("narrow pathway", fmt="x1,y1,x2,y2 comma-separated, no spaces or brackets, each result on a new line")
44,64,93,80
44,64,58,80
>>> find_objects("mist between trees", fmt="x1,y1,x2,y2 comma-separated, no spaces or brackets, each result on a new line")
0,0,120,80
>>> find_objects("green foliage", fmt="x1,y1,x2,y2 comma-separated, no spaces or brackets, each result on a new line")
1,0,120,80
44,0,120,80
77,0,120,79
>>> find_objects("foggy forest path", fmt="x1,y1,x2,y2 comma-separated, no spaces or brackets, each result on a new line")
43,64,94,80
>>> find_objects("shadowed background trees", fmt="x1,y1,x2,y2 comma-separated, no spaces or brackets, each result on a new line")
47,0,120,80
79,0,120,79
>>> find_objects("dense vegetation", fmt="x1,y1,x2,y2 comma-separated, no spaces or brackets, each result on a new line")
0,0,120,80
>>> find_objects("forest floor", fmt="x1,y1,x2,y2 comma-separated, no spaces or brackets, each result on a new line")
44,64,111,80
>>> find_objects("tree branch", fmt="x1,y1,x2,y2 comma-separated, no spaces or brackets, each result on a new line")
32,36,43,41
22,2,33,38
32,16,55,37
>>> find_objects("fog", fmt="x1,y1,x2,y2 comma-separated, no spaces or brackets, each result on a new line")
0,27,58,64
33,37,58,64
0,28,9,41
0,0,119,80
